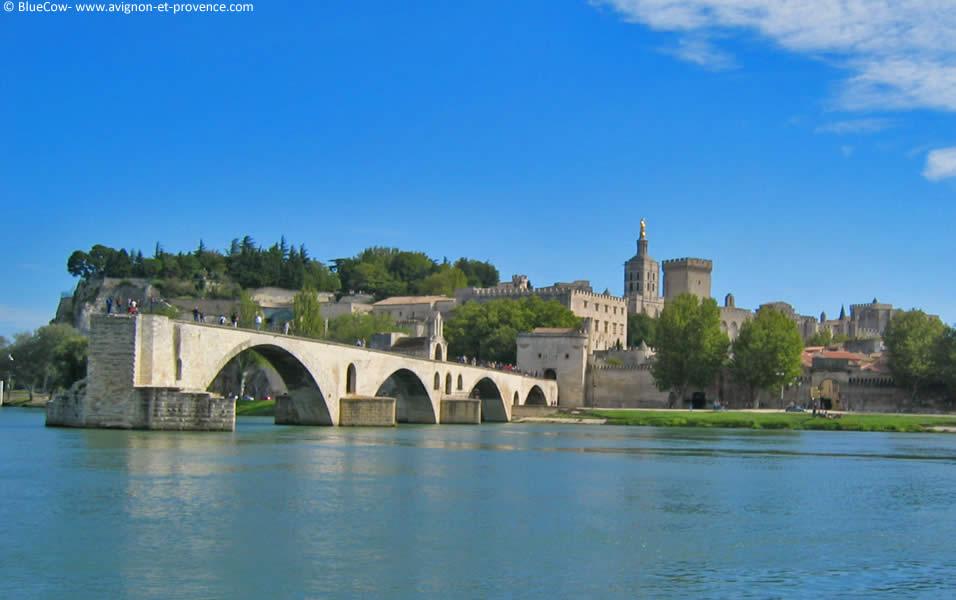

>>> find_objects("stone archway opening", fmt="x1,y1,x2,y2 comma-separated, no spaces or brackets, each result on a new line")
445,373,452,395
346,363,357,395
376,369,437,424
434,344,444,361
470,377,507,422
457,374,463,391
525,385,547,406
513,391,519,406
207,344,331,425
544,369,557,380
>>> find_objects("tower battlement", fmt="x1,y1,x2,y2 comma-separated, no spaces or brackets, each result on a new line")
662,258,713,270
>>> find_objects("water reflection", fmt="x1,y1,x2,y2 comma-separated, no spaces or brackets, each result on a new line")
3,409,956,599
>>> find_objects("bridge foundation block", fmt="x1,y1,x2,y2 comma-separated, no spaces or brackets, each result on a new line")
440,398,481,424
339,396,396,427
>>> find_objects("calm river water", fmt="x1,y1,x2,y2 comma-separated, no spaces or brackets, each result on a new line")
2,408,956,599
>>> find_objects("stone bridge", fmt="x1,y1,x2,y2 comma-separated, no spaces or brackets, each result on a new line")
46,314,557,431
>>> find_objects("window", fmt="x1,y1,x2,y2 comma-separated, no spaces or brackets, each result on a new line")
584,301,588,308
565,353,569,359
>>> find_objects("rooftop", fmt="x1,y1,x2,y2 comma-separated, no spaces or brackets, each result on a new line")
373,296,454,306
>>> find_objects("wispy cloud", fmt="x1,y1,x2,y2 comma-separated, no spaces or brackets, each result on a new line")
594,1,956,112
923,147,956,181
815,118,894,135
661,36,736,71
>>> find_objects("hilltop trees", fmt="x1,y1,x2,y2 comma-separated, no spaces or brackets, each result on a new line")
334,248,498,299
883,310,947,405
730,307,804,408
651,294,729,407
445,297,581,364
66,236,341,296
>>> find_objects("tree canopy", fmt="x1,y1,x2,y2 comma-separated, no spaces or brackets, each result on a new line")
651,294,728,407
67,236,341,296
445,297,581,364
627,312,657,348
334,247,498,299
1,324,88,399
883,310,947,404
730,307,804,408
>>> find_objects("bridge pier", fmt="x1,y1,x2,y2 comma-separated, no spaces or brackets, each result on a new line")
440,398,481,424
339,396,396,427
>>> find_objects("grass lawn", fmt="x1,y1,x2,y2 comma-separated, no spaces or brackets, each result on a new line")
583,409,956,433
235,399,276,417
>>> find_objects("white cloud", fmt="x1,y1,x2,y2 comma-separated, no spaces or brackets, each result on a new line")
815,118,893,135
661,36,736,70
923,147,956,181
594,0,956,112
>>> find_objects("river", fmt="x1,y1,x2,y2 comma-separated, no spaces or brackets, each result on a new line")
2,408,955,598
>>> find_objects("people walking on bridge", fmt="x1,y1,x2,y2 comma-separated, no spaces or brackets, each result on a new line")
283,321,290,335
230,313,238,328
106,296,113,315
192,307,200,322
254,314,263,331
218,314,226,326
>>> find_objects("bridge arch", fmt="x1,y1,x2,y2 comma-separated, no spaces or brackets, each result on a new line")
376,368,437,424
206,342,333,425
470,377,507,422
525,385,547,406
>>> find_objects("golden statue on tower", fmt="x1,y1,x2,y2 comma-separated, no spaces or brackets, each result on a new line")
640,217,646,240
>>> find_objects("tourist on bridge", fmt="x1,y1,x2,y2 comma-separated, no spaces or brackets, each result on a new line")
254,314,263,330
218,314,226,326
192,307,200,322
230,313,238,328
283,321,290,335
106,296,113,315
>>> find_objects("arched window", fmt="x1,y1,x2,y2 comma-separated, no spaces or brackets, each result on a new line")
445,373,452,394
434,372,440,390
457,374,463,390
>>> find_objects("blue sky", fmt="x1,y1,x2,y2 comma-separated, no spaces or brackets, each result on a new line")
1,0,954,338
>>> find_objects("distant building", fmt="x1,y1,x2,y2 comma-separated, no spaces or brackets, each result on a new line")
456,278,627,352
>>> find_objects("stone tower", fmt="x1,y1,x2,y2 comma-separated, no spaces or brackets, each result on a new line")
624,218,664,316
662,258,713,301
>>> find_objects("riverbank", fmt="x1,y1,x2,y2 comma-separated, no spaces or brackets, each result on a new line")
235,399,275,416
578,408,956,433
0,390,49,408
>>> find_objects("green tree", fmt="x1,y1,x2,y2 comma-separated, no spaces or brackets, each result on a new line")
651,294,729,408
445,297,581,364
238,290,262,329
8,324,88,399
326,313,406,346
417,265,468,296
934,326,956,401
627,312,658,348
730,307,804,408
293,287,326,339
454,258,499,287
883,310,946,406
805,329,833,347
